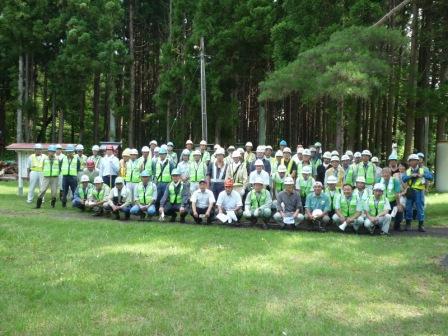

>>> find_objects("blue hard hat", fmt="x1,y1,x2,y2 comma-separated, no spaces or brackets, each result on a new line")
140,171,150,178
47,145,56,152
159,147,167,155
65,144,75,152
279,140,287,146
388,153,398,161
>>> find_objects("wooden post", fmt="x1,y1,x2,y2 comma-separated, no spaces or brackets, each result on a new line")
258,105,266,145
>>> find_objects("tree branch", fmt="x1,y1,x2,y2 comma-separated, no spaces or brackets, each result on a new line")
372,0,412,27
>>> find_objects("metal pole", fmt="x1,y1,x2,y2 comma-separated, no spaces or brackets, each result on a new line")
200,36,207,142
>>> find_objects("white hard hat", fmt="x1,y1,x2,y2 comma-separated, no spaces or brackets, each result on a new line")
75,144,84,150
371,156,379,163
185,140,193,145
150,140,157,145
245,141,253,147
215,148,225,155
314,142,322,147
232,150,241,158
302,165,312,174
356,176,366,183
284,176,294,185
265,145,272,150
331,150,339,157
254,159,264,166
92,145,100,151
277,164,287,173
313,181,323,188
130,148,139,155
237,148,245,154
275,150,283,157
345,150,353,156
154,146,160,152
322,151,331,159
182,149,191,156
331,156,340,162
193,150,201,156
256,145,265,153
361,149,372,156
115,177,124,184
200,140,207,145
161,144,168,150
283,147,292,154
228,145,235,150
297,147,304,154
80,175,90,182
408,154,419,161
141,146,150,152
55,144,62,149
303,149,311,156
341,155,350,161
354,152,362,158
253,177,264,185
34,143,43,150
373,183,384,191
94,176,103,184
327,176,338,184
214,144,220,150
417,152,425,158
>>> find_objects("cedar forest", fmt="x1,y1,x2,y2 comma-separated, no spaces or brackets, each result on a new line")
0,0,447,163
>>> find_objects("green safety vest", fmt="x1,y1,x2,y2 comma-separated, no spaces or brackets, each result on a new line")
29,154,45,172
325,188,340,212
125,159,141,183
344,166,354,186
250,190,268,210
406,167,425,191
61,156,79,176
298,178,314,198
89,155,101,167
273,173,286,192
137,183,154,205
77,184,93,200
139,156,152,176
367,195,386,216
189,161,206,182
282,159,294,174
168,182,183,204
76,154,88,170
357,163,375,185
339,196,358,217
155,160,171,183
380,177,397,202
88,185,109,201
43,158,60,177
311,158,321,175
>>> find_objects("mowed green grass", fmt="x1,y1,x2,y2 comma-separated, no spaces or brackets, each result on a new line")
0,182,447,335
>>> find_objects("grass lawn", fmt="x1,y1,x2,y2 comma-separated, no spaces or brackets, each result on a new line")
0,181,447,335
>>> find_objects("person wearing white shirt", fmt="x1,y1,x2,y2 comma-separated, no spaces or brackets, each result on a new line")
248,159,270,189
190,180,216,224
216,179,243,224
99,145,120,188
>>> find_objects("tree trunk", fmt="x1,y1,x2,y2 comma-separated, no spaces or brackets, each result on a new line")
93,72,101,144
17,55,24,142
335,98,344,153
79,90,86,144
128,0,135,147
58,109,64,143
404,1,419,158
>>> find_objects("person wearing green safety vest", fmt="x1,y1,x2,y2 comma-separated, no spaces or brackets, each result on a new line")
324,156,344,190
72,175,94,211
271,150,283,176
341,155,355,186
243,178,272,228
352,176,372,224
61,144,81,208
159,169,189,223
86,176,110,216
225,150,248,197
27,143,47,204
167,142,178,165
138,146,153,177
351,152,362,182
198,140,211,165
310,146,322,178
324,175,341,221
104,177,132,220
378,167,402,231
130,171,157,220
244,142,256,173
125,148,141,201
363,183,391,235
402,154,433,232
282,147,297,179
333,184,364,232
357,150,375,188
88,145,102,168
298,148,312,177
271,164,289,209
153,147,174,212
36,145,60,209
295,165,315,207
189,150,207,194
75,144,88,171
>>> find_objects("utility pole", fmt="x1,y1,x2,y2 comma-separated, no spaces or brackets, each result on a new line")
199,36,208,142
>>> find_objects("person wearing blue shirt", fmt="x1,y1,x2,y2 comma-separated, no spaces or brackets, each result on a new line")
305,181,330,232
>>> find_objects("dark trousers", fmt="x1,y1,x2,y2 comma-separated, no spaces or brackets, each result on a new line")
211,182,224,201
62,175,77,203
102,175,117,189
191,207,214,224
164,202,187,220
155,182,169,213
390,200,403,229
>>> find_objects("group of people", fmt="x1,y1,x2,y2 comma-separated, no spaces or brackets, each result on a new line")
26,139,433,235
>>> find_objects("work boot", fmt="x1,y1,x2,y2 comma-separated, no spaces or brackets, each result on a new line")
139,213,146,221
179,215,186,224
113,212,120,220
404,220,411,231
62,201,67,208
59,190,64,201
170,215,177,222
35,198,43,209
123,212,130,221
418,221,426,232
51,197,56,208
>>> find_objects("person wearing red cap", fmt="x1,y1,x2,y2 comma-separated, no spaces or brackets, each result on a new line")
216,179,243,224
98,145,120,188
80,159,99,183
